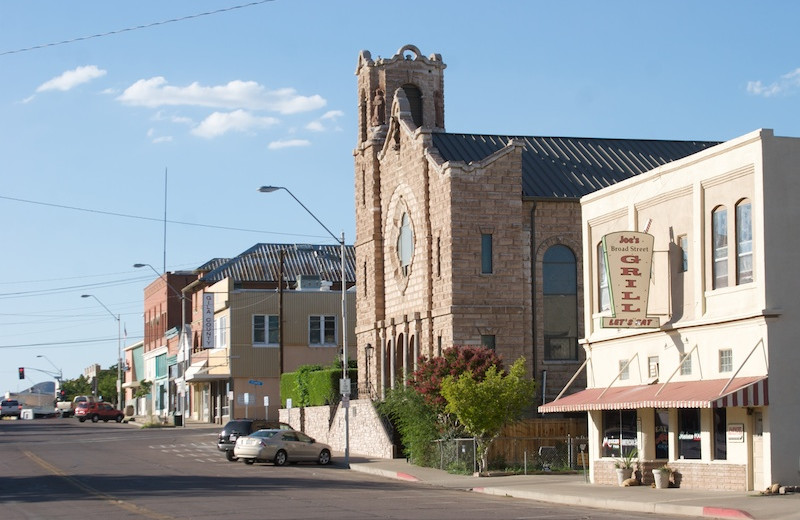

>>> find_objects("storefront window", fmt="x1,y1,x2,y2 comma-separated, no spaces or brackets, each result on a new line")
602,410,637,457
655,409,669,459
678,408,701,459
714,408,727,460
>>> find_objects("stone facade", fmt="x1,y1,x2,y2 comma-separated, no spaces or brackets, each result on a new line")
280,400,395,459
353,45,586,408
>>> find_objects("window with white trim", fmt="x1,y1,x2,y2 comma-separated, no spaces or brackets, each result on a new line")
719,349,733,373
736,200,753,284
215,315,228,348
680,353,692,375
253,315,279,346
618,360,630,381
309,315,337,346
712,206,728,289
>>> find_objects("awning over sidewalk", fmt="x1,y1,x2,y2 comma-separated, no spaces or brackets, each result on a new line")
184,359,229,382
538,376,768,413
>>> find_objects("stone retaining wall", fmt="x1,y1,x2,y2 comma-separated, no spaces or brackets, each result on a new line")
279,399,396,459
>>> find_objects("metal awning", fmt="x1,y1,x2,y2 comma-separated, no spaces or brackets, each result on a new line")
539,376,768,413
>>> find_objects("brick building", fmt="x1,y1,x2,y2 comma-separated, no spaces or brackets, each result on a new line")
353,44,716,409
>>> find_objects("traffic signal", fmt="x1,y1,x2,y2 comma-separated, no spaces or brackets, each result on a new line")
18,367,24,379
59,389,67,400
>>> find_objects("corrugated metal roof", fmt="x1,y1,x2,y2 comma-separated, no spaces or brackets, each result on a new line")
196,257,231,272
200,243,356,284
431,133,720,199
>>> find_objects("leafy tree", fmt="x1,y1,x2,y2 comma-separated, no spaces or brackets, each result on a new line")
96,365,119,404
60,375,91,401
377,385,440,466
410,346,503,410
133,380,152,399
440,357,536,474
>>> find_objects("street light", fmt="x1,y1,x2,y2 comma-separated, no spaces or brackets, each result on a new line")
81,294,122,409
258,185,350,467
133,262,189,426
36,354,63,383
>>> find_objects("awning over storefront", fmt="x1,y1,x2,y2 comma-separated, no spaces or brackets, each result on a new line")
539,376,768,413
184,359,229,382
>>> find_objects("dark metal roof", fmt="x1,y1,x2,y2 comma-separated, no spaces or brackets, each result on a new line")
430,133,720,199
200,243,356,284
196,257,231,272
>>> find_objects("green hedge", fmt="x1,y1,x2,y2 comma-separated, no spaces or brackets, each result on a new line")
280,365,357,407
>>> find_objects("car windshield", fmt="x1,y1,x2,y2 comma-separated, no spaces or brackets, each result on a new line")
251,430,280,439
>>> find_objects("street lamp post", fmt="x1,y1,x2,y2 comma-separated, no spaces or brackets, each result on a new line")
81,294,122,409
133,263,189,426
258,185,350,467
36,354,63,383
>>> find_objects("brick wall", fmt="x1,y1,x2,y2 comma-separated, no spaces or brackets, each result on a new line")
594,459,748,490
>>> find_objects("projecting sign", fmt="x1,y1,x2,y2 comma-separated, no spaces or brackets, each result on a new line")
202,293,214,349
601,231,660,329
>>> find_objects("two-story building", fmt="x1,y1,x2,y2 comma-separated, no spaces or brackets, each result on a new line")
183,243,356,423
540,129,800,491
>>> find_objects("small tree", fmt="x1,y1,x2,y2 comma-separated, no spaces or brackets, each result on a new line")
440,357,536,474
411,346,503,410
378,385,440,466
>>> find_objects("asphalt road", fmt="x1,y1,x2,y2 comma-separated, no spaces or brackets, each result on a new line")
0,419,686,520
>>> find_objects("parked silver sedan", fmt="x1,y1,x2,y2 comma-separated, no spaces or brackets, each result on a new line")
233,429,332,466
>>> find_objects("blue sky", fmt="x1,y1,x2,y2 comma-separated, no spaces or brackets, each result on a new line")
2,0,799,396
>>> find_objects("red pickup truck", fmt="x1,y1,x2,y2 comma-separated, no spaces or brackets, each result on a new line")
74,401,124,423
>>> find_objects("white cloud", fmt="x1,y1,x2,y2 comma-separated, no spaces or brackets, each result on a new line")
152,136,173,144
268,139,311,150
191,109,279,139
747,67,800,97
36,65,107,93
305,109,344,132
118,77,326,114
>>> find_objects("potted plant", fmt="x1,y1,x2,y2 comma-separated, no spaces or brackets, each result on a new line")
614,449,637,486
653,464,672,489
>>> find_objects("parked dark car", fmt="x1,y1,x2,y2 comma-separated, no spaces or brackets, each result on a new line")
217,419,293,461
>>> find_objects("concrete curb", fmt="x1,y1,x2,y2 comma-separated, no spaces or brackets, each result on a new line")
351,463,755,519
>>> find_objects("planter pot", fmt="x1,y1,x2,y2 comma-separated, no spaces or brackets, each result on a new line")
616,467,633,486
653,470,670,489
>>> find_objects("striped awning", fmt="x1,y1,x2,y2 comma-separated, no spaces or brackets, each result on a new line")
539,376,768,413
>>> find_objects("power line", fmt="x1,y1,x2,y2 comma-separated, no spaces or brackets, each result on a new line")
0,0,275,57
0,194,326,239
0,336,142,349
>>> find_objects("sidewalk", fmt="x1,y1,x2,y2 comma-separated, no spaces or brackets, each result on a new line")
348,456,800,520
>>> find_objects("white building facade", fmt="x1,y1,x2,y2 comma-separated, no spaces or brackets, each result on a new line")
541,129,800,491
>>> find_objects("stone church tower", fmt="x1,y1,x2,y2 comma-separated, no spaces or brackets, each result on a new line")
354,44,536,400
353,45,448,397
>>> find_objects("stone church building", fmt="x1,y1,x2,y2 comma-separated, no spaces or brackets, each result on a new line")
352,44,716,410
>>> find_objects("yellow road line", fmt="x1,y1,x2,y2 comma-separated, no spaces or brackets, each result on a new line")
24,450,177,520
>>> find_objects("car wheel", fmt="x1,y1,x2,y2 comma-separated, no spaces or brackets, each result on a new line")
318,449,331,465
244,459,255,465
78,417,86,423
225,451,238,462
91,415,99,423
274,450,288,466
115,415,123,423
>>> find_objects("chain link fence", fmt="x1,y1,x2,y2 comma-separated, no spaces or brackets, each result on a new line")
433,435,590,474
